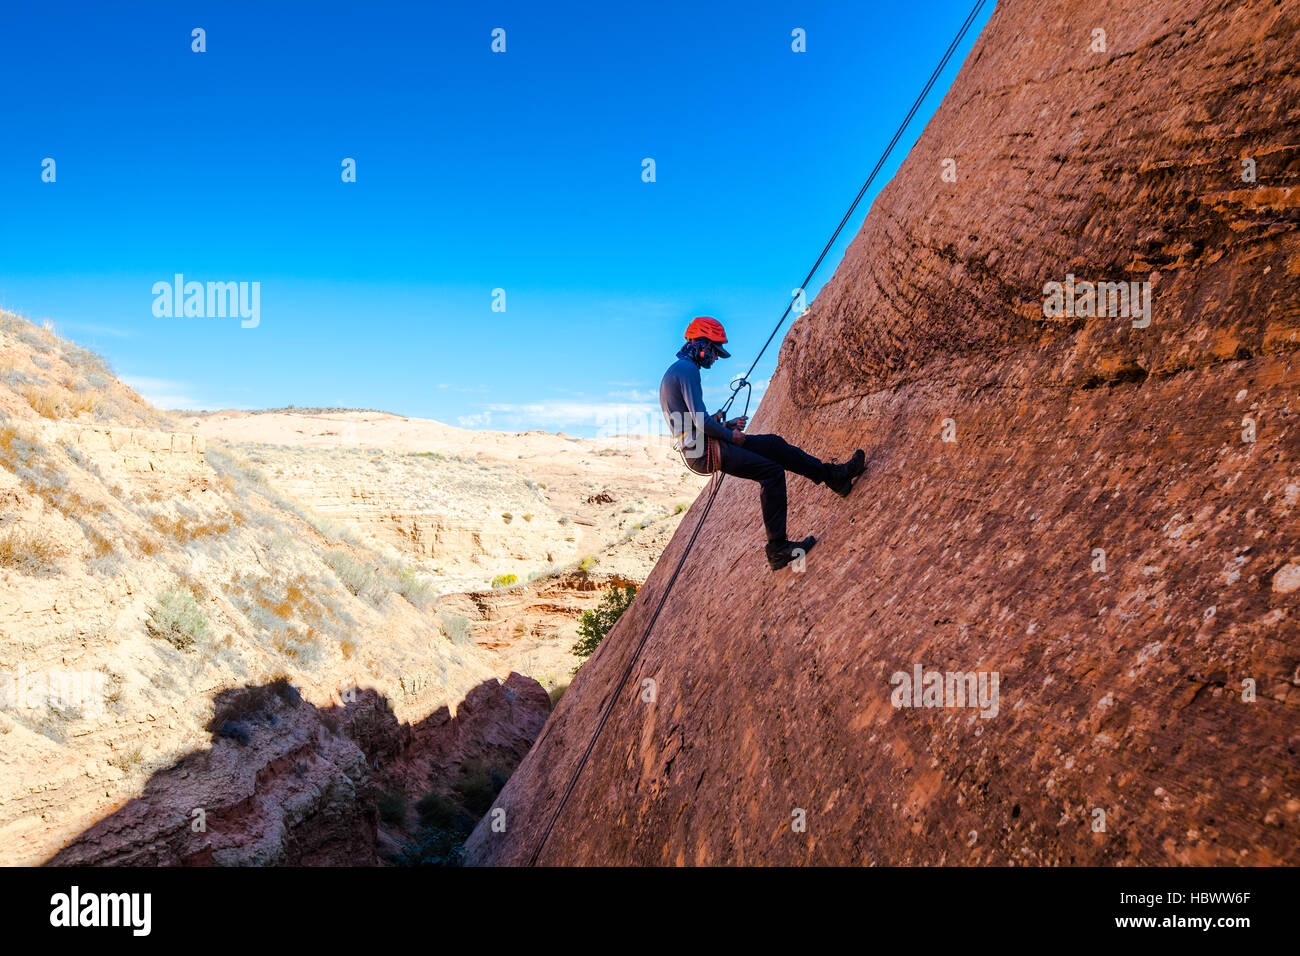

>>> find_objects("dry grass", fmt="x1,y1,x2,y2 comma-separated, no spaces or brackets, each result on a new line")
0,527,58,574
225,570,341,669
19,384,100,420
134,533,165,557
83,526,116,559
107,747,145,775
147,512,237,543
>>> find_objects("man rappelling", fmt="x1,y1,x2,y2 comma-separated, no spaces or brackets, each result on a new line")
659,316,865,571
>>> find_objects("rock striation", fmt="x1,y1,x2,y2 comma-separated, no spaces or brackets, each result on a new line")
467,0,1300,866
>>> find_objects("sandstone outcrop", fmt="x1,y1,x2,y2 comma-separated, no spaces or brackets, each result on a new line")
49,674,551,866
194,410,705,599
0,313,551,865
467,0,1300,865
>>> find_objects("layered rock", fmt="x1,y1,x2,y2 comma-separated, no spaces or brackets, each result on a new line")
0,312,546,866
49,675,551,866
467,0,1300,866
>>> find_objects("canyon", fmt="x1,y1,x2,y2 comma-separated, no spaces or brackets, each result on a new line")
466,0,1300,866
0,315,700,865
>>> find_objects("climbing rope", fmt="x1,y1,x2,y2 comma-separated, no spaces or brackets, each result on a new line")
526,0,988,866
720,0,987,418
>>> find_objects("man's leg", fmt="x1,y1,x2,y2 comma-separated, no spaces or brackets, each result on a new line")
739,433,830,486
716,441,788,542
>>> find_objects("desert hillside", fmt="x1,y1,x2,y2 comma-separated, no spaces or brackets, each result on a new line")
192,409,706,682
0,312,696,865
467,0,1300,866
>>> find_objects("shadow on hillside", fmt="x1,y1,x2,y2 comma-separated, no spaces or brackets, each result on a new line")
44,672,550,867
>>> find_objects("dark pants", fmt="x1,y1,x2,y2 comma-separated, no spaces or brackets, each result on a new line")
689,434,829,543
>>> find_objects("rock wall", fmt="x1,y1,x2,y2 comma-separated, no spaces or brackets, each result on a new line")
467,0,1300,865
49,675,551,866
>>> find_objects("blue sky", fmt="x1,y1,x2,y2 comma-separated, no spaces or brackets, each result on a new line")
0,0,991,435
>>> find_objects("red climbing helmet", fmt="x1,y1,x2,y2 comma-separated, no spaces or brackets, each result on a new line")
684,316,731,357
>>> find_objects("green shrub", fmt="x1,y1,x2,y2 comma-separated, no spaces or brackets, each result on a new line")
147,586,209,650
394,765,506,867
324,549,372,594
392,565,435,609
490,573,518,589
548,683,568,708
674,503,686,515
440,614,475,646
571,585,637,668
415,792,462,829
323,549,386,604
378,791,407,825
454,762,507,818
393,826,465,867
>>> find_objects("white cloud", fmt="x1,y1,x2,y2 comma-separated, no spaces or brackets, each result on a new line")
457,411,493,428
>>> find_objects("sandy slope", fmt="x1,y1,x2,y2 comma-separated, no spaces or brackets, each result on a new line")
193,410,709,681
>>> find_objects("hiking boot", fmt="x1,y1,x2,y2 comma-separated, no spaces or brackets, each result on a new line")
825,449,866,498
766,535,817,571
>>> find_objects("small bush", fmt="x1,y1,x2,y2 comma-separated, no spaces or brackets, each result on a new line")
146,585,209,650
440,614,475,646
393,826,466,867
572,585,637,668
393,762,509,867
490,573,518,589
378,791,407,825
209,677,301,731
108,747,144,775
392,565,435,609
323,549,385,604
415,792,463,829
522,513,533,522
674,503,686,515
501,512,512,524
0,527,58,574
453,761,508,818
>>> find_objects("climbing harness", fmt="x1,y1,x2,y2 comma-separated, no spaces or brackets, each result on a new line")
526,0,988,866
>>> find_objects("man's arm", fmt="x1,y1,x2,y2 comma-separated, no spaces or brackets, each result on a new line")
680,366,734,443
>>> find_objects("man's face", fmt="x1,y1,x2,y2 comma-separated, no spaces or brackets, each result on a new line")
698,341,718,368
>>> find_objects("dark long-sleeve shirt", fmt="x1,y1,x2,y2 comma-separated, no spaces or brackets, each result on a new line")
659,357,733,462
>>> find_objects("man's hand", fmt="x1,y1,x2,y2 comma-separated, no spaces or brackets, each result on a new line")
724,416,748,431
731,428,746,446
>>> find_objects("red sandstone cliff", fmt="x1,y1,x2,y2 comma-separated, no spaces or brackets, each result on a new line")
466,0,1300,865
